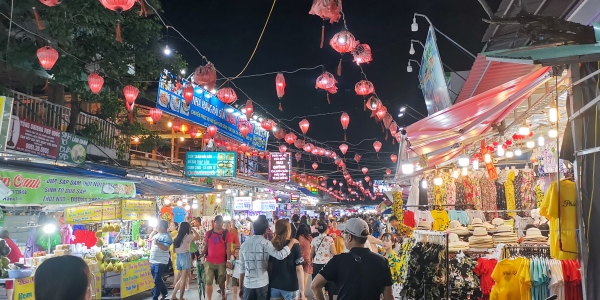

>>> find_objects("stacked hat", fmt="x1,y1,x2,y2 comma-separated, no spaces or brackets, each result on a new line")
448,233,469,252
416,220,431,230
521,228,548,244
491,218,505,227
468,227,494,248
492,225,518,245
447,220,470,236
468,218,485,230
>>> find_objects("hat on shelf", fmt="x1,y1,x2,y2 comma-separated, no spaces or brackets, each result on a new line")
468,218,486,230
483,222,495,230
416,220,431,230
449,233,469,252
522,227,548,243
468,227,494,248
449,220,462,229
448,220,470,236
492,218,505,226
472,227,488,237
493,225,514,236
492,224,518,245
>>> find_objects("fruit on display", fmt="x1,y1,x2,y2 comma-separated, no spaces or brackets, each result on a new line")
0,239,11,257
95,252,103,261
102,224,109,232
96,239,104,247
105,262,114,272
113,223,121,232
95,230,103,238
106,223,115,232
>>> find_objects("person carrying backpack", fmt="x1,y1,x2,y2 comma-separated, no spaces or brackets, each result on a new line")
201,215,234,300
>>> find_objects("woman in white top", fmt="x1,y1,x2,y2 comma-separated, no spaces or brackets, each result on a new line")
171,222,201,300
310,222,337,300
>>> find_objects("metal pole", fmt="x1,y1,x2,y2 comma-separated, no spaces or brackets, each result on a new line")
170,126,174,160
414,13,477,60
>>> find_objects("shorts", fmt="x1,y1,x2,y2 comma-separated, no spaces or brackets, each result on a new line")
204,262,226,285
270,288,297,300
231,277,239,287
175,252,192,270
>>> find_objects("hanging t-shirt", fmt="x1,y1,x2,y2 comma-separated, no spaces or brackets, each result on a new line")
172,206,186,223
160,206,174,223
403,210,415,228
474,258,497,296
490,257,523,300
414,210,434,225
540,179,578,260
430,210,450,231
518,258,531,300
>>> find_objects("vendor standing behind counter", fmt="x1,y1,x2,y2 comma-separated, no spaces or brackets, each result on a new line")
0,230,23,263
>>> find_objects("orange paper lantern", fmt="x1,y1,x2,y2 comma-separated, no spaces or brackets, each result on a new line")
87,73,104,94
36,46,59,70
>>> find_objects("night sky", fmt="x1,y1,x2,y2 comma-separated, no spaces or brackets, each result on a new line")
160,0,501,188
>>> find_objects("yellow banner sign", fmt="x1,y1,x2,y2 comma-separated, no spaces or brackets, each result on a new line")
121,200,155,220
94,271,102,300
65,201,121,224
120,259,153,298
13,276,35,300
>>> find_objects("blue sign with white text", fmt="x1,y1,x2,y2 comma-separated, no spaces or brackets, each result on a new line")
156,70,269,151
185,152,237,177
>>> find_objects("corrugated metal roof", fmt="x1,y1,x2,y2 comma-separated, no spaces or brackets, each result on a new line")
455,55,540,103
483,42,600,65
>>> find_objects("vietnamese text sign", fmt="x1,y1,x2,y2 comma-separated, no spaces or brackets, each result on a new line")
65,201,121,223
121,200,156,220
268,152,291,182
419,26,453,115
120,259,153,298
0,169,136,206
157,70,268,151
58,131,89,164
233,196,252,210
13,276,34,300
185,152,237,177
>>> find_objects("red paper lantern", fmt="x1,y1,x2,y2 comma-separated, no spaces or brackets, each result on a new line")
206,124,217,138
309,0,342,23
339,143,348,155
373,141,382,153
279,144,288,154
189,126,200,139
99,0,136,12
295,152,302,162
304,143,314,153
325,150,332,157
273,128,286,140
330,30,357,53
245,99,253,120
261,119,275,131
502,144,508,150
87,73,104,94
240,144,250,153
389,121,398,136
376,106,388,119
385,168,392,175
276,73,286,98
364,175,370,182
193,63,217,90
149,108,162,123
311,148,319,155
123,85,139,105
352,44,373,65
318,148,326,156
299,119,310,134
362,167,368,175
284,132,297,145
354,154,361,163
333,179,337,185
390,154,398,163
366,96,382,111
355,80,375,96
340,112,349,141
493,141,499,147
506,140,513,146
216,87,238,104
39,0,61,6
259,152,265,159
238,120,250,137
172,119,182,132
312,162,319,170
36,46,59,70
315,72,338,94
294,139,306,149
183,84,194,105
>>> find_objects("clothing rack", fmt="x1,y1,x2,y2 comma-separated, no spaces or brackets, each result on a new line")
504,245,550,259
413,230,450,300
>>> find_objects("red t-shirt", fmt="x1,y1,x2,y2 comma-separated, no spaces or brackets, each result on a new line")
403,210,416,228
205,229,233,264
5,238,24,263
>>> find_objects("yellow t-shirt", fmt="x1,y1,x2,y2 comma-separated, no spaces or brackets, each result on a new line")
540,179,578,260
490,258,523,300
518,258,531,300
430,210,450,231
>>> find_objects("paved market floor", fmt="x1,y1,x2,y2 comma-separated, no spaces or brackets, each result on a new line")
130,275,316,300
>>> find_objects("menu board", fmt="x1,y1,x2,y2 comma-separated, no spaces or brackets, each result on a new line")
65,201,121,223
5,117,88,164
268,152,291,182
121,200,156,220
233,196,252,210
185,152,237,177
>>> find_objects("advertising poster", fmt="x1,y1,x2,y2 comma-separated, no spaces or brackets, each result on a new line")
185,152,237,177
233,196,252,210
121,200,156,220
419,26,453,115
156,70,269,151
0,169,136,206
120,260,153,298
65,202,121,223
12,276,34,300
268,152,291,182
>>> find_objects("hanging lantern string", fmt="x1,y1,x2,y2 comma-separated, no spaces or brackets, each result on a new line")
340,10,349,30
217,65,324,80
279,111,345,122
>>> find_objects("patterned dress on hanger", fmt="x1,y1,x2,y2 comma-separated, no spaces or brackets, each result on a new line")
520,170,536,214
495,182,507,217
504,170,516,217
535,183,545,209
513,171,524,216
466,173,482,210
455,180,467,210
480,175,497,219
426,174,435,207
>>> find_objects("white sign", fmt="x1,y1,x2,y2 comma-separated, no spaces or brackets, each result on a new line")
233,197,252,210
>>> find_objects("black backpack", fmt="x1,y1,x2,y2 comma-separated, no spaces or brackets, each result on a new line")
207,229,229,260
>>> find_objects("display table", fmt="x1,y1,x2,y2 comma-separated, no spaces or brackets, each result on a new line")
102,258,153,299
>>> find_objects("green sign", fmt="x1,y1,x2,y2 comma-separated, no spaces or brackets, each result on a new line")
59,132,88,164
0,169,136,206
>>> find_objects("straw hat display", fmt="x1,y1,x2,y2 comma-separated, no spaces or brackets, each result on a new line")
449,233,469,252
447,220,470,236
492,225,518,245
491,218,505,227
521,227,548,245
416,220,431,230
468,227,494,248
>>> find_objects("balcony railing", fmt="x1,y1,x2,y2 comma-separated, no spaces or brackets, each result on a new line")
11,91,120,150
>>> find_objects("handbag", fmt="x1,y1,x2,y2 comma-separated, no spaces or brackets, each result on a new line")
312,237,325,260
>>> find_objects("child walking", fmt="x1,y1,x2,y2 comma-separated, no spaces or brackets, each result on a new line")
228,247,241,300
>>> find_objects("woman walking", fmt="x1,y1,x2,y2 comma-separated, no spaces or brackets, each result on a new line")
269,220,306,300
296,224,313,296
381,233,402,299
311,222,337,300
171,222,201,300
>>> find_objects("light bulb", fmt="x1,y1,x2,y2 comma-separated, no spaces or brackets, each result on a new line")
421,180,427,189
185,204,191,211
43,223,56,234
538,136,545,146
409,43,415,55
133,137,139,142
167,121,172,127
548,105,558,123
177,200,183,206
497,147,505,157
192,203,198,209
180,69,186,75
452,169,459,178
484,153,491,163
337,36,347,44
473,160,479,170
407,62,413,73
549,129,558,138
458,155,470,167
515,149,522,156
272,126,278,131
216,198,221,203
180,136,185,141
433,176,443,186
148,218,158,228
164,198,171,205
401,163,414,174
411,17,418,32
526,141,535,149
164,45,172,56
518,122,530,135
506,151,514,158
461,167,468,176
226,189,232,194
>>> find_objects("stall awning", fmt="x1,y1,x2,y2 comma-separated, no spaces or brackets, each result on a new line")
135,178,215,196
482,43,600,66
0,161,135,182
298,187,315,197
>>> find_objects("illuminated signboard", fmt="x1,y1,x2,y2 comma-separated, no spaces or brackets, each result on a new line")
268,152,291,182
233,197,252,210
185,152,237,177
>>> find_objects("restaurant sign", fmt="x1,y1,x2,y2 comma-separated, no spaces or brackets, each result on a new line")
268,152,291,182
156,69,268,151
185,152,237,177
0,169,136,206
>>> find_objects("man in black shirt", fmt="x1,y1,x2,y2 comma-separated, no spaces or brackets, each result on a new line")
311,218,393,300
290,214,301,239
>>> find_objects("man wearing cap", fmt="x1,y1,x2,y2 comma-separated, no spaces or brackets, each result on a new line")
311,218,393,300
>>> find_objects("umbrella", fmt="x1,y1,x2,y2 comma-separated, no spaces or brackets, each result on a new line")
196,260,206,300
